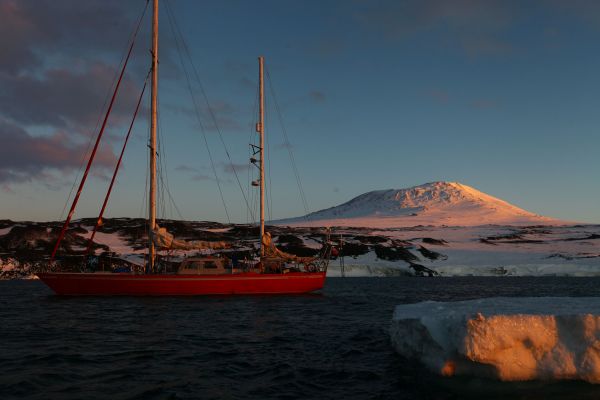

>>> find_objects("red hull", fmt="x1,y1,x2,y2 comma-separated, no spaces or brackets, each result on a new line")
37,272,326,296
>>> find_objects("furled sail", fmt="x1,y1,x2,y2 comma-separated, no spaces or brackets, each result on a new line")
151,226,229,251
262,232,317,264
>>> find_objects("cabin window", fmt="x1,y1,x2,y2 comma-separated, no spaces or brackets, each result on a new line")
189,262,203,270
204,261,218,269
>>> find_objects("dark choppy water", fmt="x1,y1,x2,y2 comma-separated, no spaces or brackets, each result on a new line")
3,277,600,399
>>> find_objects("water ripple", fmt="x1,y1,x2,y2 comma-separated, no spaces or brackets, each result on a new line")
3,277,600,399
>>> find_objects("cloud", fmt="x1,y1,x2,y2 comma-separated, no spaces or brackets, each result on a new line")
165,100,241,132
0,0,156,191
0,62,142,131
190,173,232,184
175,164,199,173
471,99,498,109
355,0,515,57
277,143,294,150
177,162,246,182
192,174,214,182
91,170,111,182
1,184,15,194
0,118,116,186
309,90,326,103
222,162,251,174
0,0,143,73
424,89,449,104
462,37,513,57
202,101,241,131
175,164,227,183
306,37,346,57
239,77,256,91
548,0,600,25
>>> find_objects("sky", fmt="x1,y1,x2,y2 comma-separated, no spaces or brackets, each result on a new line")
1,0,600,223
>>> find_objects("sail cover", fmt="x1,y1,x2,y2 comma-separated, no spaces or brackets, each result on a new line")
151,226,229,251
262,232,317,264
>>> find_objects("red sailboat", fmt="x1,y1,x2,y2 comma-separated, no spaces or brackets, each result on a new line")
38,0,332,295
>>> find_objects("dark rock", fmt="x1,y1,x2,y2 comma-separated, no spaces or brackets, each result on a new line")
422,237,448,246
351,235,389,244
417,246,447,261
374,244,419,263
486,233,523,241
564,234,600,241
340,242,370,258
409,263,439,277
276,234,304,245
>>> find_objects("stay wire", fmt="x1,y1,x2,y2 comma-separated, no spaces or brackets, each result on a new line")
246,83,260,224
165,0,255,221
140,91,150,220
265,92,273,221
156,77,177,221
59,1,150,222
50,0,149,260
164,1,230,223
157,97,166,219
265,67,310,216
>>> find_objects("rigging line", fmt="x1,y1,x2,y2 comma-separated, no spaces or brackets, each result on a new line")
247,83,259,224
142,88,151,262
165,6,230,224
156,82,163,218
157,86,175,221
265,66,310,216
265,92,273,221
157,122,165,219
140,156,149,218
50,2,149,261
156,80,183,222
157,84,166,220
165,183,184,220
86,71,150,256
156,84,168,219
163,3,231,223
140,90,151,220
157,108,171,219
59,1,150,222
164,0,254,221
266,68,309,216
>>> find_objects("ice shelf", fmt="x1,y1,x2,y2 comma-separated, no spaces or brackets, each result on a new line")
390,297,600,383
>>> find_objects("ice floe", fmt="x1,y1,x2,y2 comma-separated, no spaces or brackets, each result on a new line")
390,297,600,383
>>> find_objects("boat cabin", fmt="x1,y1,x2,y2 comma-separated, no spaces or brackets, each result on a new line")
177,257,241,275
261,257,302,274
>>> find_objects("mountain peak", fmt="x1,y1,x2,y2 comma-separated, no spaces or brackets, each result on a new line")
276,181,561,228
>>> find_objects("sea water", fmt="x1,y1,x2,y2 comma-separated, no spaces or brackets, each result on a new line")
3,277,600,399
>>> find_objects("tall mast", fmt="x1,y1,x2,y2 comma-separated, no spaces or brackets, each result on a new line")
149,0,159,272
258,56,265,257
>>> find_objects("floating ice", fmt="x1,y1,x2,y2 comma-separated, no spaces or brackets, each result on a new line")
390,297,600,383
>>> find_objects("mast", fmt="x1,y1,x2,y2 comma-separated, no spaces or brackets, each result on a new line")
258,56,265,257
149,0,159,272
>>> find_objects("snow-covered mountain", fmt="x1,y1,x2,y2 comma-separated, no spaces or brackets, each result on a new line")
277,181,562,227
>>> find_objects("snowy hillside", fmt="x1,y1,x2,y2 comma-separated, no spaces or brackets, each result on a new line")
277,181,562,228
0,218,599,278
